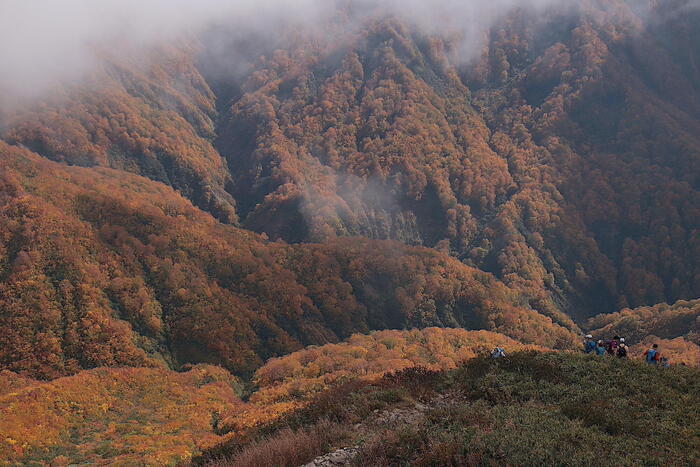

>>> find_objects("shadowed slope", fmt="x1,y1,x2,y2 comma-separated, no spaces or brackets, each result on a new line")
211,0,700,320
0,143,578,380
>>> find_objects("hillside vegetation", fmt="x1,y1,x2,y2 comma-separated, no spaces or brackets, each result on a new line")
218,328,545,436
588,298,700,365
0,144,578,380
0,0,698,464
1,44,238,223
588,298,700,344
210,0,700,320
1,1,697,327
0,328,542,465
200,351,700,466
0,365,242,465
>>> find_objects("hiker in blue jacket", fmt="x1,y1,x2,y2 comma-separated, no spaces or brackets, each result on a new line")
644,344,660,364
595,340,607,356
583,334,596,354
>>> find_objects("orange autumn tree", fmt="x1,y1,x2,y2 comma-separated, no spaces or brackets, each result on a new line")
210,1,699,322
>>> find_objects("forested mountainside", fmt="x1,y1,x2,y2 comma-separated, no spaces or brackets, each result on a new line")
0,144,577,380
0,329,540,464
588,298,700,343
0,0,699,464
3,0,698,327
1,43,239,224
211,0,700,320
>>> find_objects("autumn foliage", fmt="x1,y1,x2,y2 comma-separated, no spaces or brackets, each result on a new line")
0,328,544,465
1,1,697,325
587,298,700,365
0,0,698,464
251,328,544,406
0,143,577,381
212,0,700,320
587,299,700,344
202,352,700,466
205,328,546,437
0,365,242,464
1,44,237,223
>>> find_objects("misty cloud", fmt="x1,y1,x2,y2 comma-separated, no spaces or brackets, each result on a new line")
0,0,328,103
0,0,631,107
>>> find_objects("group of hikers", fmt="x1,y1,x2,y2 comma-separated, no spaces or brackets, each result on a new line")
488,337,669,366
583,334,669,366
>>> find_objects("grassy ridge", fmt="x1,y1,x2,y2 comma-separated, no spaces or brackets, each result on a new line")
200,351,700,466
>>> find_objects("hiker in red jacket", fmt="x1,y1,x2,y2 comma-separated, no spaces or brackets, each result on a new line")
606,336,620,356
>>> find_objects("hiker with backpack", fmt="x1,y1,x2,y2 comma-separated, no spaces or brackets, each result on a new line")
617,338,628,358
491,347,506,359
606,336,620,356
644,344,660,365
595,340,607,356
583,334,596,354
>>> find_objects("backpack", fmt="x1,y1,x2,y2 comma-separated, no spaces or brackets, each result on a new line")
617,345,627,358
606,340,618,355
584,340,596,353
646,349,657,362
491,347,506,358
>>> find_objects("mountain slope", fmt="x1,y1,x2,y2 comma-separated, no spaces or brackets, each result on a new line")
217,328,546,437
199,351,700,466
1,43,238,223
0,1,698,463
0,328,546,465
587,298,700,344
0,142,577,380
208,0,699,320
0,365,242,464
2,1,697,325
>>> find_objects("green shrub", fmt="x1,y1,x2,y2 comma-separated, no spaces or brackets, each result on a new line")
202,352,700,466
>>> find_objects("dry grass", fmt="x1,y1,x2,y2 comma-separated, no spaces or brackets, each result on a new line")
207,420,348,467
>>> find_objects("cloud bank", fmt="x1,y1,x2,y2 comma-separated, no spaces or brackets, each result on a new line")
0,0,596,105
0,1,327,101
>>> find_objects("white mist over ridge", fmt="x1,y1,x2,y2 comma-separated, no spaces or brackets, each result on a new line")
0,0,326,102
0,0,649,106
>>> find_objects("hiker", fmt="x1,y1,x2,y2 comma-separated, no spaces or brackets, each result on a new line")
617,338,628,358
584,334,596,354
491,347,506,359
606,335,620,356
644,344,660,365
595,340,607,356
